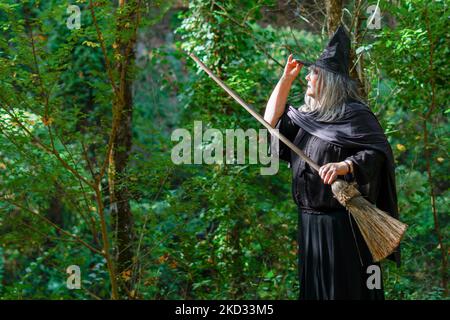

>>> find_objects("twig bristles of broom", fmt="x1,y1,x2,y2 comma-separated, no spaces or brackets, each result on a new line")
331,180,407,262
189,53,408,263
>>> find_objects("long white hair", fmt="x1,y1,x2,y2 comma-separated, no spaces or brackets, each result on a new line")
299,66,365,122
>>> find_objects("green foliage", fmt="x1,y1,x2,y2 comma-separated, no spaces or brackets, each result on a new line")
363,0,449,299
0,0,145,298
0,0,447,300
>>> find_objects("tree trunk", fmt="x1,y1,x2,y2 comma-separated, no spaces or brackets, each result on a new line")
349,1,368,98
326,0,367,98
109,82,134,296
47,184,64,229
108,0,139,298
325,0,343,37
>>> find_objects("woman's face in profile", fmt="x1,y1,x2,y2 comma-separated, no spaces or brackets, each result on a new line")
305,67,319,98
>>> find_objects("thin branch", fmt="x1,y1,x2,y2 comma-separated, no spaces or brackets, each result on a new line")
1,122,101,246
87,0,121,100
81,139,97,182
0,97,95,189
1,198,102,255
214,3,284,68
423,5,447,296
93,184,119,299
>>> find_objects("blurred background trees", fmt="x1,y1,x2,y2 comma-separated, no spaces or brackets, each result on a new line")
0,0,447,299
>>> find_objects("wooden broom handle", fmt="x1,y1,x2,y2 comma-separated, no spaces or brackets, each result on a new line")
189,53,321,173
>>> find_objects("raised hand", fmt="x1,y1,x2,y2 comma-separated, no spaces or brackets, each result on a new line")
282,54,303,83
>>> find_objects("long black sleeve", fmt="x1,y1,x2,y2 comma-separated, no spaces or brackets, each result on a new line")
269,104,300,163
345,149,385,186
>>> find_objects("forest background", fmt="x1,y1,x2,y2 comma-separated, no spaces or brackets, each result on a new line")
0,0,448,300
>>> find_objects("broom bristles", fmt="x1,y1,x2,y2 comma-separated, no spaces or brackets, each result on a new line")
332,180,408,262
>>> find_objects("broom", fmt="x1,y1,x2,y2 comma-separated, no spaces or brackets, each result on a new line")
189,53,407,262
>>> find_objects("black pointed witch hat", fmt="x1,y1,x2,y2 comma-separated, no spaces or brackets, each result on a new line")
296,25,351,77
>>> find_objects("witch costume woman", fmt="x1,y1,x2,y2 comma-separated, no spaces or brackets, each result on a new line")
266,26,401,300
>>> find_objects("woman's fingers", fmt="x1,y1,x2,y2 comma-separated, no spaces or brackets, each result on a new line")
284,54,302,80
287,55,303,69
319,164,329,179
325,169,337,184
324,168,333,184
293,62,302,75
319,164,337,184
288,58,302,76
286,55,296,72
288,55,300,67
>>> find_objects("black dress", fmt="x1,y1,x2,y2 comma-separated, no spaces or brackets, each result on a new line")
273,106,386,300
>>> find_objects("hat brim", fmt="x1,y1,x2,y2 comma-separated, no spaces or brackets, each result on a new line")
293,58,313,67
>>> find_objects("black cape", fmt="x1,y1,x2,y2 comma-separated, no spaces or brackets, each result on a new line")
285,99,401,266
